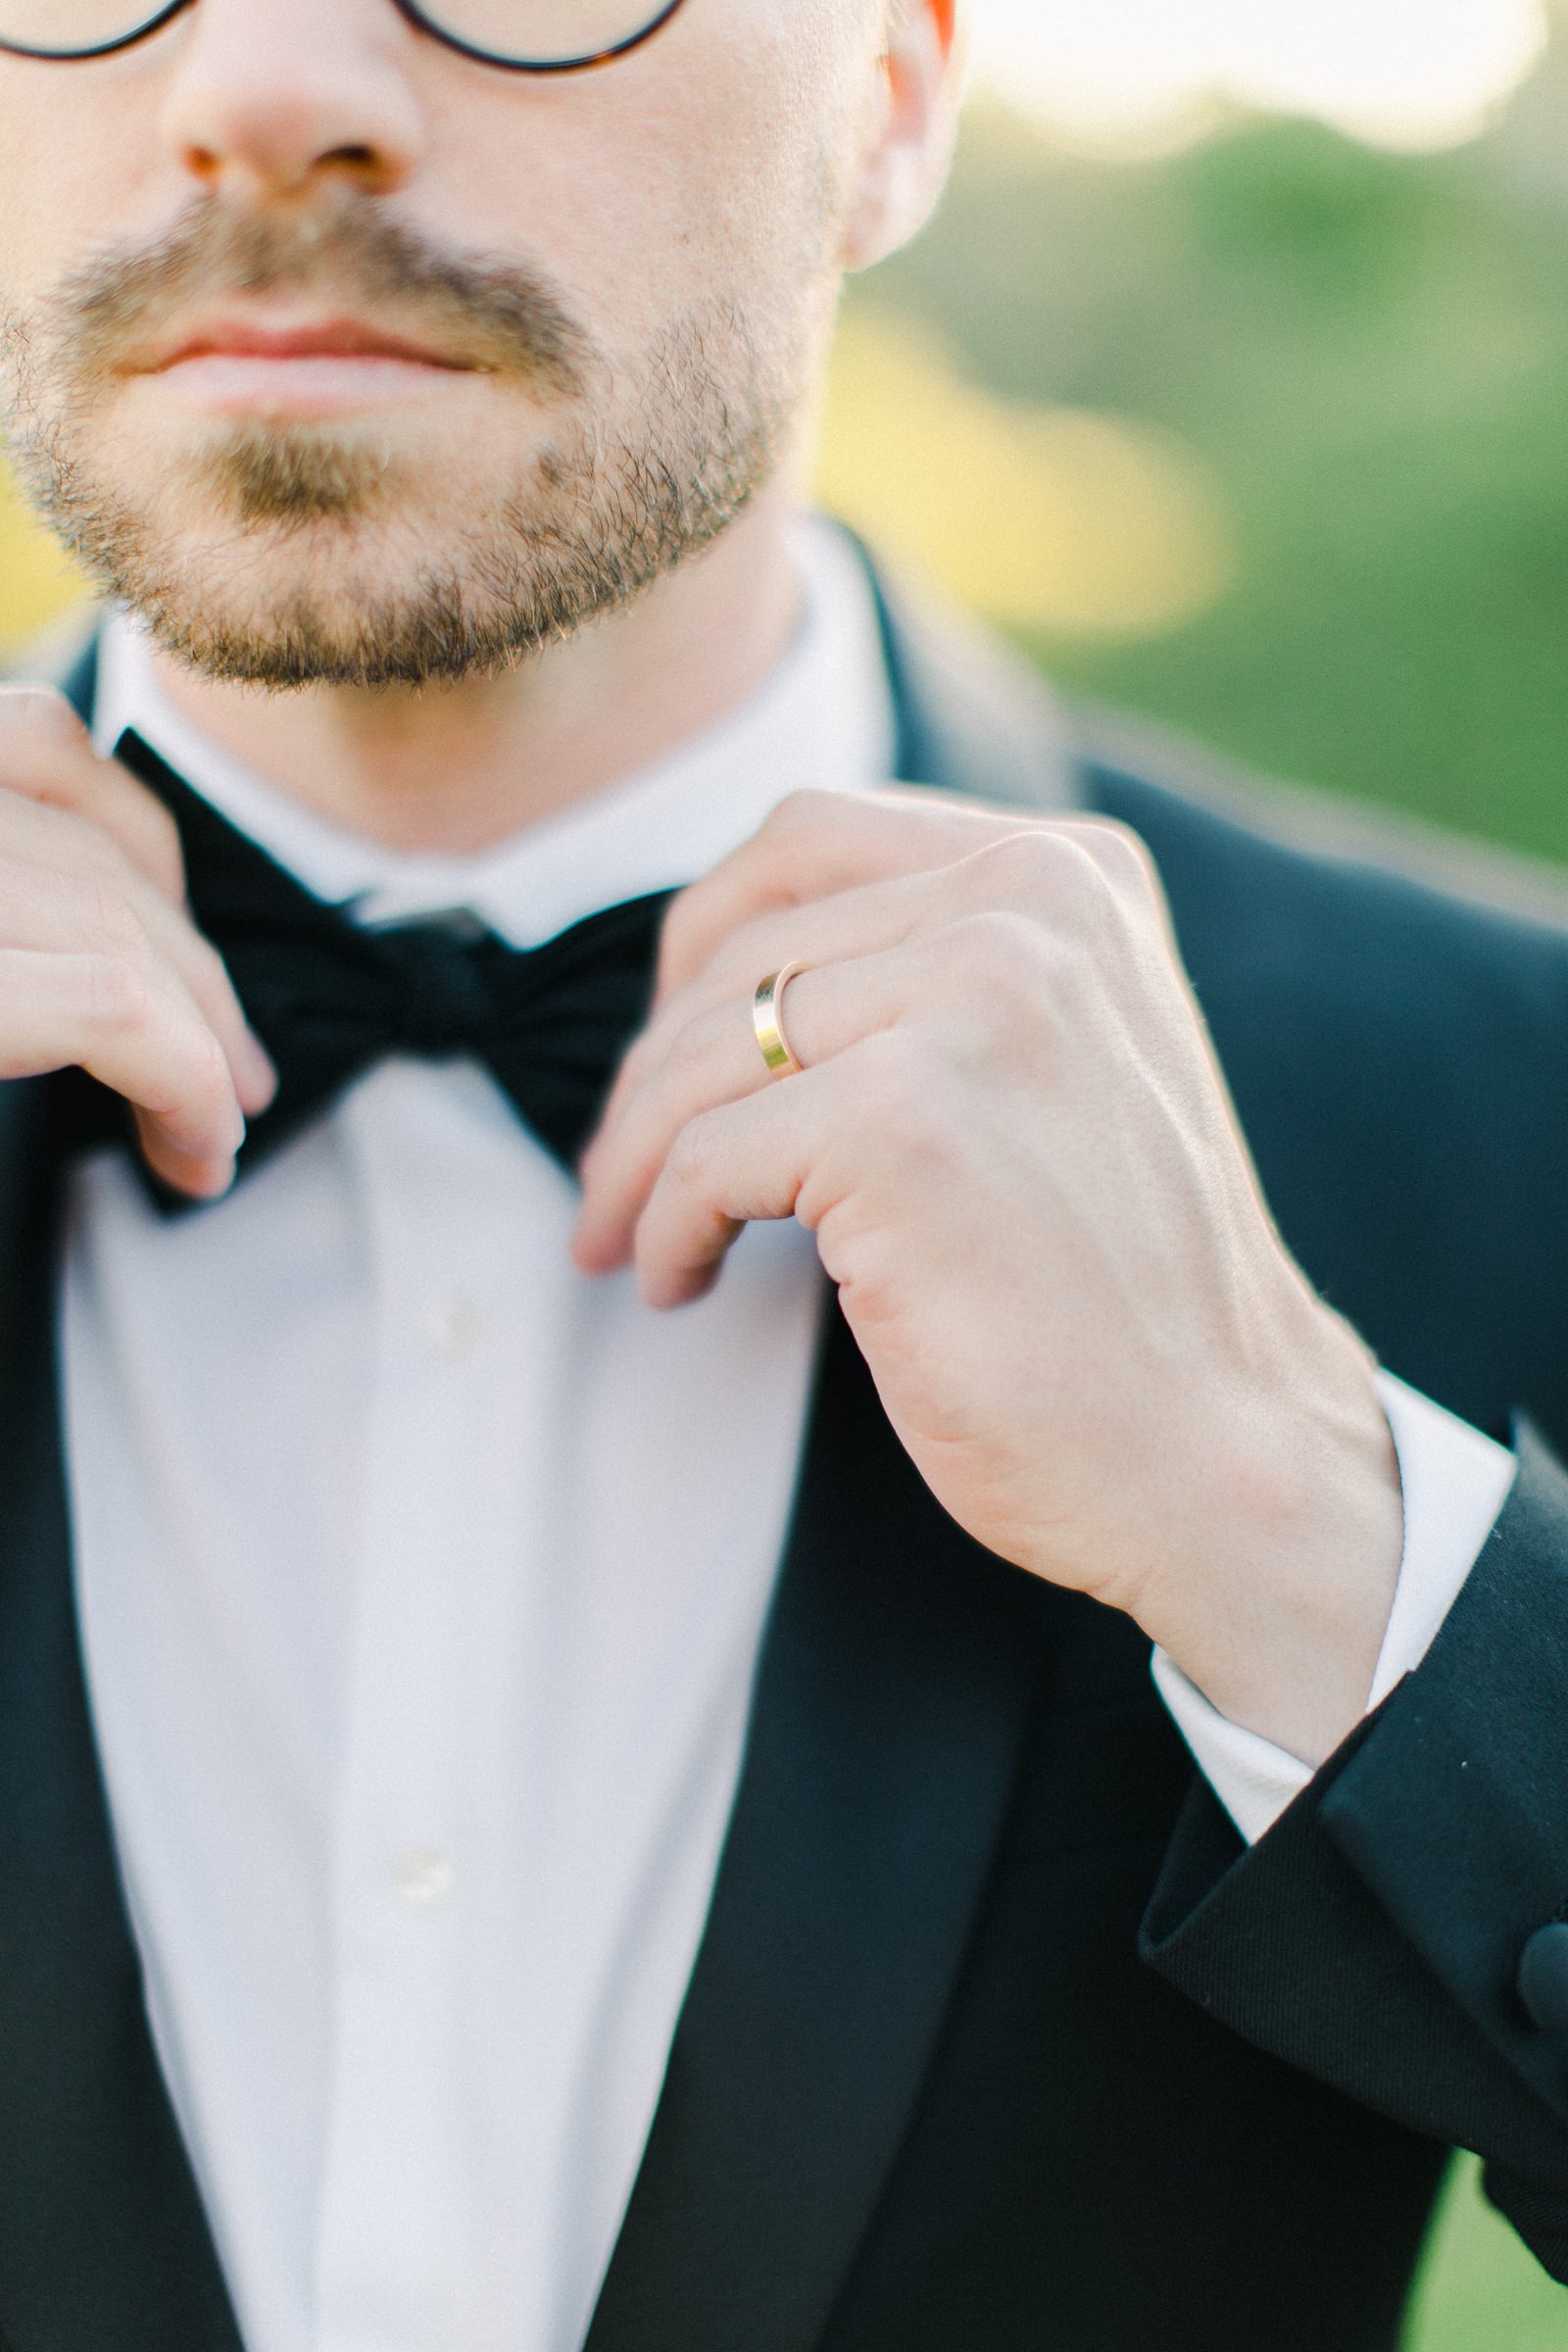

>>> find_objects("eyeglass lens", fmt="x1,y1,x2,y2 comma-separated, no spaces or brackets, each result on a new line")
0,0,683,68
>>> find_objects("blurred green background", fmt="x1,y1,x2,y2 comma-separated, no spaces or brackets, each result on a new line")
1407,2156,1568,2349
820,24,1568,874
6,6,1568,2341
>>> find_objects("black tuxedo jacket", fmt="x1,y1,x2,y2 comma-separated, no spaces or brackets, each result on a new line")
0,586,1567,2351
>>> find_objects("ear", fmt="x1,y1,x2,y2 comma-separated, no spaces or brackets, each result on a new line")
841,0,963,274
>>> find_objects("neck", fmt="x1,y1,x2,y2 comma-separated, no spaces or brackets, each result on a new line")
148,483,808,857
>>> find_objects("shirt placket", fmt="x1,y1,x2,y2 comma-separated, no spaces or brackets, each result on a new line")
312,1070,503,2351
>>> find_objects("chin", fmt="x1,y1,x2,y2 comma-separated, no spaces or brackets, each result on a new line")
26,362,777,689
97,510,626,693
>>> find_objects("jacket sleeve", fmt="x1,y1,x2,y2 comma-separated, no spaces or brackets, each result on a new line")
1140,1422,1568,2279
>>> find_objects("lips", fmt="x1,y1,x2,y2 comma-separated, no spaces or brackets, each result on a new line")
147,314,477,373
129,309,492,418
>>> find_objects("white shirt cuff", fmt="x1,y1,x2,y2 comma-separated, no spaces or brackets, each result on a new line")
1151,1372,1517,1845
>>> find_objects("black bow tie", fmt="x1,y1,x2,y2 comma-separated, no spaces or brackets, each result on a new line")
63,730,672,1209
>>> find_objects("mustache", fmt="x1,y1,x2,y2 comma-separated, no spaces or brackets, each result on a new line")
40,194,591,393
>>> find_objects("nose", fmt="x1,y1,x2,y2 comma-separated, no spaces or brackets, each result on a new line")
158,0,426,203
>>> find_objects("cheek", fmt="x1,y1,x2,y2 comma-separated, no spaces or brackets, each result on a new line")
0,84,72,295
416,0,867,350
0,71,163,305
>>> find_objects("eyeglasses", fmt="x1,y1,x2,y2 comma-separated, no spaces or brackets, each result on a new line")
0,0,688,71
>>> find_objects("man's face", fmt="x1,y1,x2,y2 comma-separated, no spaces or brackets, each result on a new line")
0,0,889,686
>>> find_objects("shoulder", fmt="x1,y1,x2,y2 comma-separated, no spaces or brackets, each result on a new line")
1087,751,1568,1041
1083,742,1568,1068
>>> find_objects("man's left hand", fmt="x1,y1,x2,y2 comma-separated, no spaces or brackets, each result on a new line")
575,789,1403,1769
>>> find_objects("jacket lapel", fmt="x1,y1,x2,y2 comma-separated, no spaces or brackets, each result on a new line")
584,1306,1046,2352
584,566,1075,2352
0,1094,242,2352
868,552,1081,810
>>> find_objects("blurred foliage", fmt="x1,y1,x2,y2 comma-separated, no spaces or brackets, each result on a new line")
819,308,1233,637
1404,2155,1568,2350
838,39,1568,866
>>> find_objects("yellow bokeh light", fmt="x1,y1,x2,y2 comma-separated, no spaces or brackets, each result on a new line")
817,308,1234,641
0,466,87,657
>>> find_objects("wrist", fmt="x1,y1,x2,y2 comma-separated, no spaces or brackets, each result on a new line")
1135,1325,1403,1769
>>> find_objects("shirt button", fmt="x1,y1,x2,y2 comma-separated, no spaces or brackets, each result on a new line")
393,1846,458,1911
426,1294,482,1359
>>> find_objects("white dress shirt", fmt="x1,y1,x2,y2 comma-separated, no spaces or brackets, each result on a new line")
63,516,1515,2352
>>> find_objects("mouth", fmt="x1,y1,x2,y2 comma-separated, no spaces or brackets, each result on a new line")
136,311,489,418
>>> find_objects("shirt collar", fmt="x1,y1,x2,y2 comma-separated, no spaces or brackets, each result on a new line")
93,516,898,950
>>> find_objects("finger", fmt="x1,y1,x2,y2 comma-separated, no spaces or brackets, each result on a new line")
631,1071,837,1308
119,888,276,1115
577,950,915,1270
0,947,245,1191
654,786,1027,1007
654,792,1150,1006
130,1105,241,1201
0,804,275,1113
604,823,1093,1143
0,687,185,899
599,857,956,1142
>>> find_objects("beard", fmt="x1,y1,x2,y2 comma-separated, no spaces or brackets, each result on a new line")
0,195,802,690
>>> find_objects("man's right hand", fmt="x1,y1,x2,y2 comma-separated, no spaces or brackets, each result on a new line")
0,686,274,1198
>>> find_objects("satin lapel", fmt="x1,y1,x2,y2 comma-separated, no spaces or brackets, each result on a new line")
863,550,1083,812
0,1106,242,2347
584,1306,1045,2352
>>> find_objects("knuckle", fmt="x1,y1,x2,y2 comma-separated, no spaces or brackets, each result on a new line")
973,824,1152,955
763,787,840,839
971,826,1076,901
667,1112,719,1188
82,953,157,1036
1076,817,1158,896
948,906,1048,987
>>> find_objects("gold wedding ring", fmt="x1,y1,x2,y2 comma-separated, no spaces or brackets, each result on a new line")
753,960,810,1079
